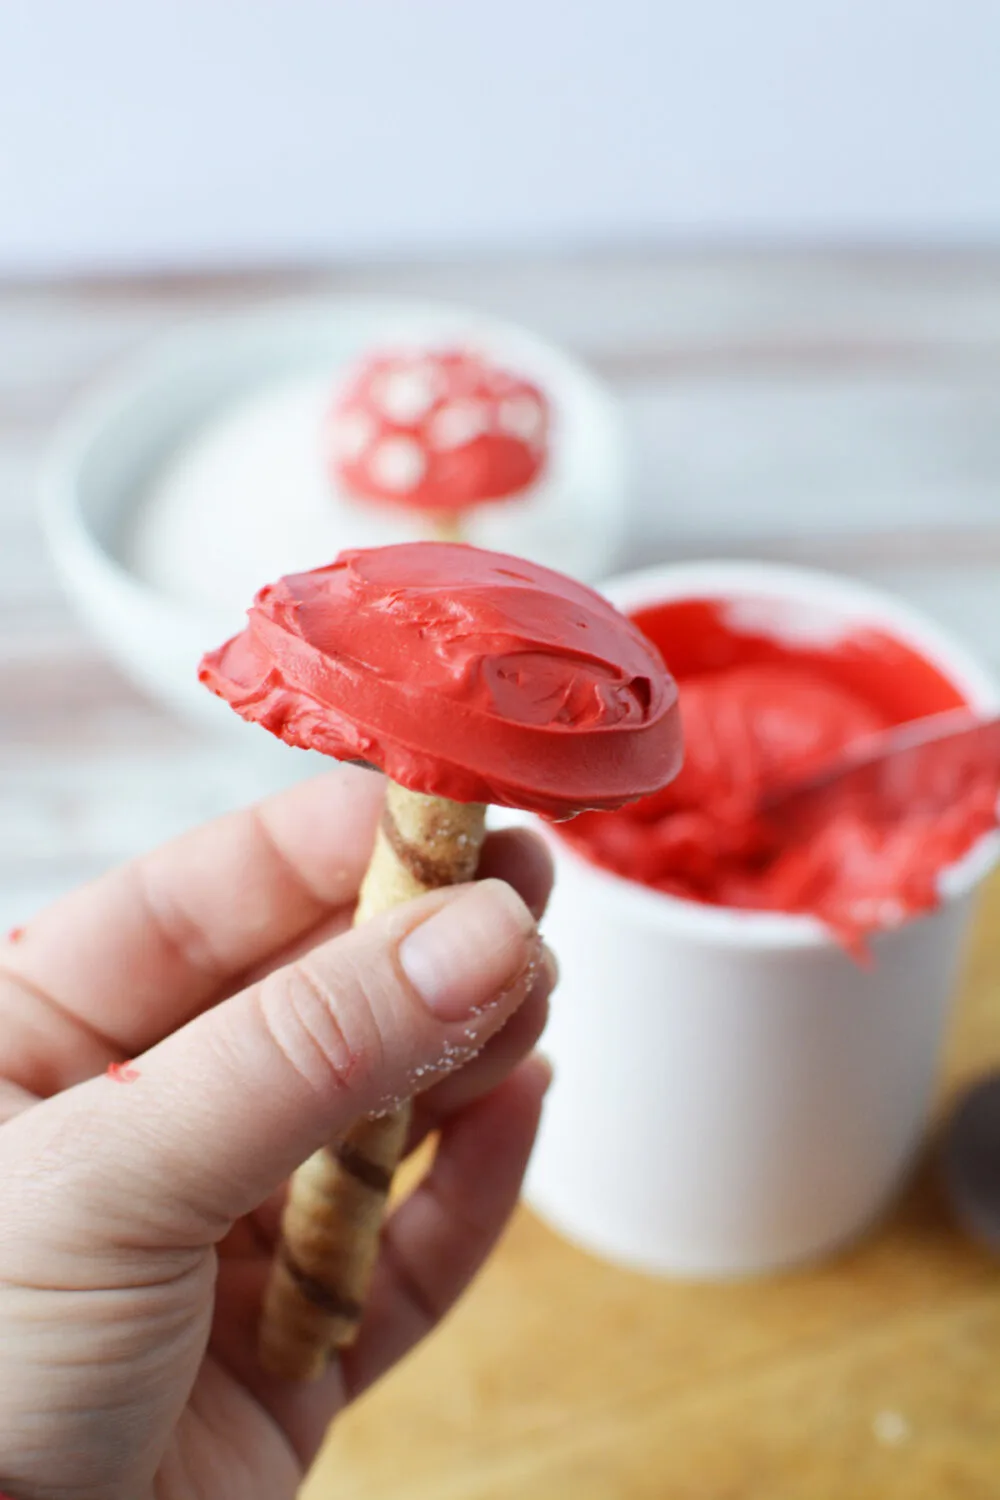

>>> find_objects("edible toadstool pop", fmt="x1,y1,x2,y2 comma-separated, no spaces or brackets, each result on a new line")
326,348,550,541
200,541,682,1379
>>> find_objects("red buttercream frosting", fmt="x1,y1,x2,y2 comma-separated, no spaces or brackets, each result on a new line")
327,348,549,514
199,543,682,818
561,597,999,948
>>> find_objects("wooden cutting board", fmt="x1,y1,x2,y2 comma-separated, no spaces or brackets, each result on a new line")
305,877,1000,1500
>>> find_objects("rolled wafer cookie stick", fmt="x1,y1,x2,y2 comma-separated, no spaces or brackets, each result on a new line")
258,783,487,1380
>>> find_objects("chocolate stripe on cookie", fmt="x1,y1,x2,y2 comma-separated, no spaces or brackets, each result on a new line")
281,1250,363,1323
380,806,460,887
330,1139,393,1195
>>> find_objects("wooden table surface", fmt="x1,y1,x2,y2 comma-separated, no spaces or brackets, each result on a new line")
2,251,1000,1496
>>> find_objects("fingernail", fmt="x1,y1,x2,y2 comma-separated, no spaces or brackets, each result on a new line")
539,943,559,991
399,879,537,1021
527,1052,555,1095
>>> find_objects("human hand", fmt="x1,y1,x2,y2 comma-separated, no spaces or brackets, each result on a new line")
0,767,554,1500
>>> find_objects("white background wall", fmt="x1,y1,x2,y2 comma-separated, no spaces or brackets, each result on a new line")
1,0,998,275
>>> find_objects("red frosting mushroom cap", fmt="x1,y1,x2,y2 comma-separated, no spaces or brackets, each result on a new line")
199,543,682,818
327,349,550,514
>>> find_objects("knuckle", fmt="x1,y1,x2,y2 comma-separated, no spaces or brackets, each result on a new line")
256,956,384,1099
133,854,229,984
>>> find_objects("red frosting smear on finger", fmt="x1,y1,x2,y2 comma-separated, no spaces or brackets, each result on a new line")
328,348,549,514
106,1061,141,1084
199,543,682,818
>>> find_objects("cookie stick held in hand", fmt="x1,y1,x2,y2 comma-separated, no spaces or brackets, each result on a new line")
200,541,682,1379
260,783,486,1376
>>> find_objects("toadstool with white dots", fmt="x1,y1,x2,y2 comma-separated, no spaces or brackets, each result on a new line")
199,540,682,1379
326,348,550,541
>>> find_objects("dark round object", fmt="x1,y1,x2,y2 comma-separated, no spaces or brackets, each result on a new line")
941,1072,1000,1251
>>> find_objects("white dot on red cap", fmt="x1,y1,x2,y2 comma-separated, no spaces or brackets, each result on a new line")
430,400,488,451
330,408,374,461
369,436,426,492
499,394,545,443
373,365,437,424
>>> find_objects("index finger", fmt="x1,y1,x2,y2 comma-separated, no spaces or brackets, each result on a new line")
2,765,383,1055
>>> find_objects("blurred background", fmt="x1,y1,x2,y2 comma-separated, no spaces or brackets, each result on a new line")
5,1,999,598
4,0,1000,1016
4,0,1000,267
3,6,1000,1492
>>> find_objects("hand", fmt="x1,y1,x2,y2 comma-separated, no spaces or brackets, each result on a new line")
0,767,555,1500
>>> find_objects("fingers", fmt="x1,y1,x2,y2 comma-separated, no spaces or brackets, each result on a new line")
221,960,553,1258
0,965,123,1100
0,835,550,1107
212,1054,551,1469
0,766,384,1056
218,949,554,1260
477,827,554,921
0,881,552,1270
340,1054,551,1409
408,953,553,1148
0,802,554,1102
242,831,552,990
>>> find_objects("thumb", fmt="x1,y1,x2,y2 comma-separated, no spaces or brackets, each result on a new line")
1,879,540,1265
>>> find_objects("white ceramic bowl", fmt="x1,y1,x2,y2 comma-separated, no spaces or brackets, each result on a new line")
526,560,1000,1278
42,296,628,736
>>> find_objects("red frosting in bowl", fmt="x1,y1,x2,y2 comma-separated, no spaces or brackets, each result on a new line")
561,595,999,948
199,543,683,817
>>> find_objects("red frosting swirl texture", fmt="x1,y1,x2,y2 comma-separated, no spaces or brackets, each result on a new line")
199,543,682,817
